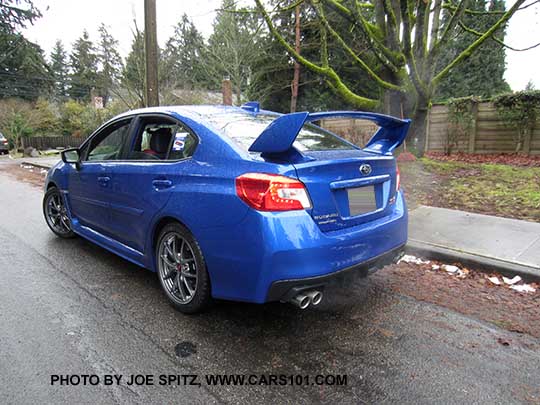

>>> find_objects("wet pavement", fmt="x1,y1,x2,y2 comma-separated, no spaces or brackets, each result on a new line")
0,162,539,404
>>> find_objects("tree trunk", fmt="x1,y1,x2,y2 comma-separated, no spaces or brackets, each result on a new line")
408,102,429,156
382,89,403,117
380,70,402,117
235,82,241,106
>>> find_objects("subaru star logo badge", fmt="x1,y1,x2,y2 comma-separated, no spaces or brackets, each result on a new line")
359,164,372,175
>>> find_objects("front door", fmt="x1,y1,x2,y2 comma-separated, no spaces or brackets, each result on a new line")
67,118,133,236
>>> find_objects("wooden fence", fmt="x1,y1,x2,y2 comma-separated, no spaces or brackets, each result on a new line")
320,102,540,154
319,119,379,148
24,135,88,150
426,102,540,154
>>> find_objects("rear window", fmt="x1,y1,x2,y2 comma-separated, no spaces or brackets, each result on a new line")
207,113,356,152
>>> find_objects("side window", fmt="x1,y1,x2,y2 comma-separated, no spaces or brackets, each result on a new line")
86,120,132,161
169,128,197,160
126,118,197,161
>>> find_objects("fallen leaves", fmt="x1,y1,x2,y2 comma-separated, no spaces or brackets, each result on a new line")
398,254,431,265
399,255,538,294
425,152,540,168
488,276,502,286
372,261,540,338
486,275,537,294
510,284,537,294
502,276,522,285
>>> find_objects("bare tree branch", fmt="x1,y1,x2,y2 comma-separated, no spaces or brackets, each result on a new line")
309,0,403,91
429,0,443,52
458,21,540,52
443,0,539,14
254,0,379,109
435,0,470,54
322,0,402,73
434,0,527,84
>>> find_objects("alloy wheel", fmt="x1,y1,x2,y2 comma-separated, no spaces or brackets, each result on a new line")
45,191,72,235
158,233,198,305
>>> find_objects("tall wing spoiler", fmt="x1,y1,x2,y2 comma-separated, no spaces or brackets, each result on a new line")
248,111,411,155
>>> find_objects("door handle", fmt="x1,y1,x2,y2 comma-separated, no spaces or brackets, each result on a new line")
98,176,110,186
152,179,173,189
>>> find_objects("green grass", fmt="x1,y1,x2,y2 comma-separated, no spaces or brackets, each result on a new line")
405,158,540,222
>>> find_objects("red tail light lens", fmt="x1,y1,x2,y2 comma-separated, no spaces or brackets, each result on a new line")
396,164,401,191
236,173,312,211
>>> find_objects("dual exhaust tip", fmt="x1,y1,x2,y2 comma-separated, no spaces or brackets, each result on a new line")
290,290,323,309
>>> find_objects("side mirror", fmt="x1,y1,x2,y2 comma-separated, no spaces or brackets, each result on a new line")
61,148,81,169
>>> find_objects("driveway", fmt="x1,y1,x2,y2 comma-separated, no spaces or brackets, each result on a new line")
0,163,539,404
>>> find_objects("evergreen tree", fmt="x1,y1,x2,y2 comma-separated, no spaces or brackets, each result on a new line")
161,14,208,91
435,0,511,100
0,0,50,100
0,32,51,100
206,0,261,105
121,23,146,107
0,0,41,34
97,24,123,106
68,30,98,101
49,40,69,100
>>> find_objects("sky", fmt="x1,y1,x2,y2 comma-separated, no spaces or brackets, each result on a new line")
22,0,540,91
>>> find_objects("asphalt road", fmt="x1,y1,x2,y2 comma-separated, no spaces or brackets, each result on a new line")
0,160,539,404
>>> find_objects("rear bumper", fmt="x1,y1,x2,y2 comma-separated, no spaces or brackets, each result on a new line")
266,244,405,302
200,190,408,303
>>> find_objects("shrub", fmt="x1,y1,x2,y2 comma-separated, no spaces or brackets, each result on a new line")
59,99,130,137
493,90,540,152
33,98,60,135
0,98,38,150
446,96,479,155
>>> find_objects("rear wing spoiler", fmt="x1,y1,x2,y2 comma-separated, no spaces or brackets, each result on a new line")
248,111,411,155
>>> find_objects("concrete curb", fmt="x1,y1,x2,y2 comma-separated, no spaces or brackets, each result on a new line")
20,161,53,170
406,240,540,283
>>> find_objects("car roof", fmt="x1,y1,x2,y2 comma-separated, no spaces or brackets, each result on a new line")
114,105,277,127
110,105,280,157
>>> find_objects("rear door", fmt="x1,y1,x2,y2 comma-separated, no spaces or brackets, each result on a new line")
107,115,198,253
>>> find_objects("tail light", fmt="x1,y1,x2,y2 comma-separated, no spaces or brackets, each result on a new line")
396,164,401,191
236,173,312,211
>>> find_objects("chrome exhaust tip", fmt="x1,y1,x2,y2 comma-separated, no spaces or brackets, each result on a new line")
291,293,310,309
305,290,323,306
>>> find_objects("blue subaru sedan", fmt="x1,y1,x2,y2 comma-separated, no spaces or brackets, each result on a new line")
43,103,409,313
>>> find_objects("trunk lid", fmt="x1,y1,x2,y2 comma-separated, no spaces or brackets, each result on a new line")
244,108,410,232
293,149,397,232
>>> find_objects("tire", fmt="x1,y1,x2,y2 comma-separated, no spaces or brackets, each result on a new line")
156,222,211,314
43,187,76,238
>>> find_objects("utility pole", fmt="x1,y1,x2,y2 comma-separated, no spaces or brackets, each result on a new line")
290,4,301,113
144,0,159,106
